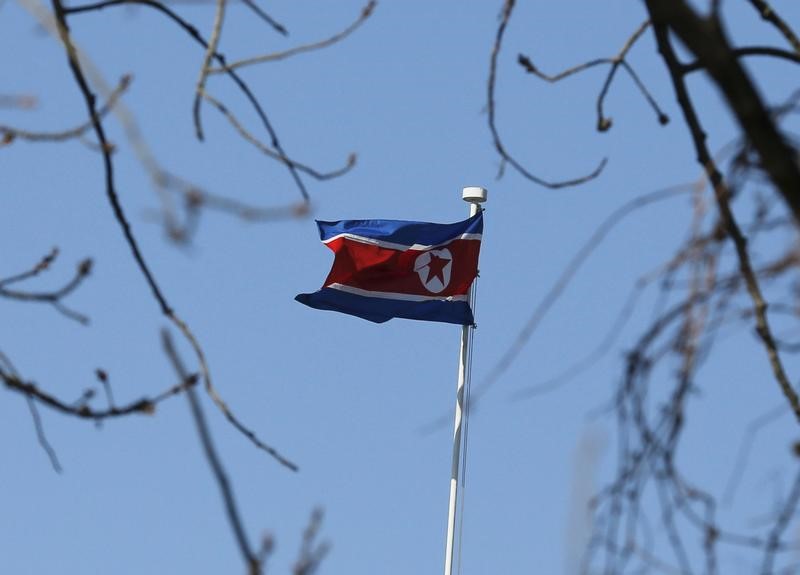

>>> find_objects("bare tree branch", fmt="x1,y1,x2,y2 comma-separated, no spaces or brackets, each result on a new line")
200,90,357,181
517,20,669,131
761,467,800,574
51,0,297,469
292,508,330,575
161,329,261,575
239,0,286,37
646,0,800,227
25,395,63,473
747,0,800,55
475,184,693,402
208,0,376,74
192,0,226,141
646,5,800,421
0,75,130,144
487,0,607,188
0,249,92,324
64,0,358,206
2,368,192,420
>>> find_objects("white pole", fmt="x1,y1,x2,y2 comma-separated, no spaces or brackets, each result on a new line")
444,186,487,575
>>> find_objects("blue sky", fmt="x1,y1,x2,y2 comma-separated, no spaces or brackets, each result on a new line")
2,1,800,573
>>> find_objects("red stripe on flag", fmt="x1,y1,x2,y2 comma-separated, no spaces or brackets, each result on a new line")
322,237,480,297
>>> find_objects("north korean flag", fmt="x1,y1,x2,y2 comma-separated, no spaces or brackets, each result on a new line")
295,212,483,325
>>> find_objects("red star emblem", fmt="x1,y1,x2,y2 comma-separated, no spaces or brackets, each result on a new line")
423,252,450,285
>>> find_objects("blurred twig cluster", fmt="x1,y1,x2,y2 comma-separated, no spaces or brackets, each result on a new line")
2,0,377,571
489,0,800,572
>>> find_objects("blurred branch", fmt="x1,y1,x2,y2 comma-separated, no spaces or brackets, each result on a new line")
200,90,357,181
51,0,298,470
747,0,800,55
0,349,62,473
179,189,311,222
171,313,299,471
420,182,693,435
683,46,800,73
474,184,693,402
61,0,364,237
723,403,788,504
25,395,63,473
18,0,190,241
646,0,800,227
293,508,330,575
208,0,376,74
509,280,643,401
647,5,800,421
0,94,37,109
487,0,607,188
143,181,311,244
581,73,800,573
192,0,226,141
65,0,314,203
0,75,130,145
161,329,261,575
760,467,800,574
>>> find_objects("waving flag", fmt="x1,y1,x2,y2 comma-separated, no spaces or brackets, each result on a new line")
295,212,483,325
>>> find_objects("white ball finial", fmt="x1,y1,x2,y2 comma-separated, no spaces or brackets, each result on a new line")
462,186,488,204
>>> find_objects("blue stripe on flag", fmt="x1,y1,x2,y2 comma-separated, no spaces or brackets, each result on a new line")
316,212,483,247
295,288,474,325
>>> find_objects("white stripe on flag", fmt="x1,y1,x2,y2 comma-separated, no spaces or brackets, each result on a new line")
322,232,482,251
327,283,469,302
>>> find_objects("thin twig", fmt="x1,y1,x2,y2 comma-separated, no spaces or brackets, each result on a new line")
170,314,298,471
239,0,286,36
0,247,59,288
2,368,194,419
723,403,788,505
0,258,92,302
683,46,800,73
161,329,260,575
208,0,376,74
0,252,92,324
184,190,311,222
293,508,330,575
95,368,116,409
5,348,65,474
200,90,356,181
747,0,800,55
474,184,692,401
65,0,313,202
192,0,226,141
509,280,643,400
517,20,668,131
647,0,800,226
54,0,298,466
487,0,607,188
25,395,63,473
420,183,693,435
52,0,172,314
0,75,130,144
647,9,800,421
761,468,800,574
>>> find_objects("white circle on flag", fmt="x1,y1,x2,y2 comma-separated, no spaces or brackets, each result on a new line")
414,248,452,293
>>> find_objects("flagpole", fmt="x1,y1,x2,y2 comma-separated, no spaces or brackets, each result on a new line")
444,186,487,575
